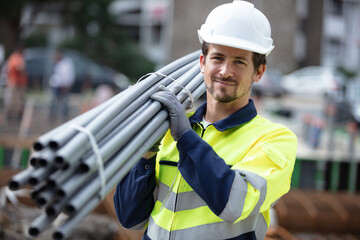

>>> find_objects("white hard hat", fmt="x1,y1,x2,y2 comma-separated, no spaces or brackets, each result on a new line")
198,0,275,55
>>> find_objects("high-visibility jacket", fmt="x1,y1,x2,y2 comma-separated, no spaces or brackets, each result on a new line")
114,99,297,240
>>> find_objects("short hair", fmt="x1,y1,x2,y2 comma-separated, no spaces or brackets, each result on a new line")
201,42,266,71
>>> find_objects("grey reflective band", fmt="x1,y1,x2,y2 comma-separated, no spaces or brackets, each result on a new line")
153,169,269,239
128,218,148,231
236,169,267,216
219,172,248,222
147,213,268,240
158,181,207,211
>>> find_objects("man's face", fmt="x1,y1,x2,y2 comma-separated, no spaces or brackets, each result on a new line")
200,44,264,103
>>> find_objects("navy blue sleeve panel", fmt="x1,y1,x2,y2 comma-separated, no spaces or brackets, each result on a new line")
177,130,235,216
113,156,157,228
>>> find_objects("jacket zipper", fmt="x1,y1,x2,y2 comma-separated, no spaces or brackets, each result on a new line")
169,171,181,240
169,123,206,239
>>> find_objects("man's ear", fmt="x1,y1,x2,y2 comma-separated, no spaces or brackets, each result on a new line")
254,64,266,83
200,54,206,73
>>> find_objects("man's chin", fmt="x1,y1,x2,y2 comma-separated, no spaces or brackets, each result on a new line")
212,93,237,103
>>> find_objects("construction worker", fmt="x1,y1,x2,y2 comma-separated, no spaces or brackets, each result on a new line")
4,44,28,121
114,1,297,239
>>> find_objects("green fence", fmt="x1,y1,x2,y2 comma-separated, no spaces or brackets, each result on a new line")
291,158,359,193
0,146,30,168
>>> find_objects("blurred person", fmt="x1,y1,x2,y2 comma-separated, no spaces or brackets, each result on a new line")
114,1,297,239
4,44,28,121
80,83,114,113
49,48,75,122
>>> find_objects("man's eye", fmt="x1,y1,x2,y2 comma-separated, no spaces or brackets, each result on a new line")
212,57,223,61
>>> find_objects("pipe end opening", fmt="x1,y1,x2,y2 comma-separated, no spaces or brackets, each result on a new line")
28,227,39,237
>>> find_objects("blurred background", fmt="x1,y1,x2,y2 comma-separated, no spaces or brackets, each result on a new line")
0,0,360,239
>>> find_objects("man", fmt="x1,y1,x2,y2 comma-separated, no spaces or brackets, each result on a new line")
49,48,75,122
114,1,297,239
4,44,28,121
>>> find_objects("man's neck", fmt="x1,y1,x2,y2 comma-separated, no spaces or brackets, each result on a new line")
204,97,249,123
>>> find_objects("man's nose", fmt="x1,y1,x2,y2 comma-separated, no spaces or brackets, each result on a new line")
219,61,233,78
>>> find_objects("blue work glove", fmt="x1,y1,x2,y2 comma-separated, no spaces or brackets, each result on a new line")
151,85,192,141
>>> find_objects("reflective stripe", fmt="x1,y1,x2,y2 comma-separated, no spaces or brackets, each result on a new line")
158,181,207,211
157,170,267,222
255,212,268,240
128,218,148,230
237,170,267,216
219,172,248,222
148,211,268,240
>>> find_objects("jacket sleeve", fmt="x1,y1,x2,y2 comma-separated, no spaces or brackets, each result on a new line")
177,129,297,223
113,156,157,229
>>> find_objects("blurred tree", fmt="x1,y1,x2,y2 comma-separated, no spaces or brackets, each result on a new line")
0,0,155,81
60,0,155,82
0,0,49,56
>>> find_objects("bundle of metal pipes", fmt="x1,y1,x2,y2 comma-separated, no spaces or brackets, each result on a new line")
8,50,205,240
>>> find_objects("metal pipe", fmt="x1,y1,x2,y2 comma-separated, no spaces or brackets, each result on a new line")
65,73,204,212
79,69,202,173
29,151,41,168
33,90,124,150
57,122,170,239
8,167,34,190
37,149,56,167
8,50,205,239
54,59,198,168
59,72,203,205
78,101,153,172
52,195,99,240
48,51,200,151
46,193,74,218
35,187,54,207
30,182,47,200
28,213,58,237
65,112,169,214
47,164,78,189
29,165,57,186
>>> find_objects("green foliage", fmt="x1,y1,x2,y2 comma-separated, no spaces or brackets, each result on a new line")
24,32,47,47
61,30,155,83
0,0,28,20
59,0,156,82
337,66,357,80
1,0,156,82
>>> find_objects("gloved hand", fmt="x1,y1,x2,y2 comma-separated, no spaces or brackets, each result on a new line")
148,133,165,152
151,85,192,141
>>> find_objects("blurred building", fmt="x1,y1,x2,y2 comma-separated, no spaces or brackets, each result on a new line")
109,0,173,67
169,0,360,74
8,0,360,75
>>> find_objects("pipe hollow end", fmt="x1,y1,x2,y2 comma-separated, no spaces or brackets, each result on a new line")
45,207,56,217
8,181,19,191
49,141,59,150
36,197,46,206
79,163,89,173
47,179,56,188
29,157,38,167
55,156,64,165
33,142,43,151
65,205,75,215
29,177,39,186
39,158,48,167
56,189,66,198
53,231,64,240
28,227,39,237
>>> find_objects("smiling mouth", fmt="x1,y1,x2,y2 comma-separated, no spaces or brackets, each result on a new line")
214,79,236,86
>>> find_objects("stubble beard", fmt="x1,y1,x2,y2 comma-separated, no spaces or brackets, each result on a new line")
206,77,251,103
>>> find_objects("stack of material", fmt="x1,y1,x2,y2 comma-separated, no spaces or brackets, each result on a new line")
8,50,205,240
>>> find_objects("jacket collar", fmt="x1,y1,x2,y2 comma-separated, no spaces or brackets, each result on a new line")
189,99,257,131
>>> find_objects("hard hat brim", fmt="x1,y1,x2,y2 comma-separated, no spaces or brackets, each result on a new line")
198,30,274,55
